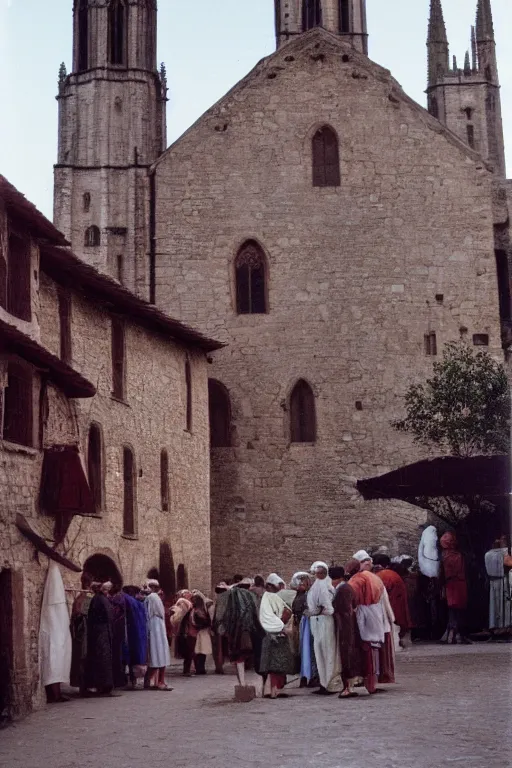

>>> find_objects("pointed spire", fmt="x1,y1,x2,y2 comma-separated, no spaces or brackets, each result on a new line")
452,54,458,71
476,0,494,41
471,26,477,70
464,51,471,75
428,0,448,43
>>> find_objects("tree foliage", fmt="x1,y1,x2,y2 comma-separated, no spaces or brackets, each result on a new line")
393,342,509,457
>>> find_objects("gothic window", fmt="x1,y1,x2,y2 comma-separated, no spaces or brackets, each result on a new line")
58,288,72,364
83,192,91,212
303,0,322,30
424,332,437,356
185,358,192,431
122,446,136,536
160,449,169,511
495,250,511,321
116,254,124,284
290,379,316,443
208,379,232,448
87,423,104,513
3,362,33,447
84,226,100,247
111,317,126,400
466,124,475,149
312,126,341,187
109,0,127,66
429,96,439,120
235,241,267,314
339,0,350,33
78,0,89,72
7,232,31,322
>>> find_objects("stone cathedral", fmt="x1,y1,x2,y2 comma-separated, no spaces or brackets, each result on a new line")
54,0,511,581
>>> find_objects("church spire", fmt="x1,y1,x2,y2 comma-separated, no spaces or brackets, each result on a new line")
427,0,449,86
476,0,494,42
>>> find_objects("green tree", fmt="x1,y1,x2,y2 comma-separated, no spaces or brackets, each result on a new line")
393,342,509,457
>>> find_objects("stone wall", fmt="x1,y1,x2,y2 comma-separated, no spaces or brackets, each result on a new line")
152,30,504,581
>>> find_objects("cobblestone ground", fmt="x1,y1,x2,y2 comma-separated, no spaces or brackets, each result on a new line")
0,644,509,768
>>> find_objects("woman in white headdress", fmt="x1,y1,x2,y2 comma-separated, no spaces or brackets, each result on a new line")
39,561,72,703
259,574,295,699
145,579,172,690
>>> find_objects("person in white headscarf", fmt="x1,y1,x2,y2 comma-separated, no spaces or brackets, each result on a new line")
306,561,342,695
39,561,72,703
259,574,295,698
417,526,441,639
485,536,511,635
145,579,172,691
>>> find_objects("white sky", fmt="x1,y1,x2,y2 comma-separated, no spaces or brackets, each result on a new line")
0,0,510,218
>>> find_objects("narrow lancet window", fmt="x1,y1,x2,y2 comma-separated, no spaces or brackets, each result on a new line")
290,379,317,443
235,241,267,314
312,126,341,187
109,0,126,66
303,0,322,30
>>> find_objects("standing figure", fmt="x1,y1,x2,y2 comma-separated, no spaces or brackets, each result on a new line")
189,591,213,675
259,574,295,699
70,571,93,696
307,561,342,695
330,565,361,699
418,525,441,639
122,586,148,689
290,572,311,684
348,557,385,695
39,561,72,704
223,581,263,695
373,555,411,648
85,581,115,696
212,583,231,674
485,538,511,638
109,585,127,688
145,579,172,690
439,532,469,644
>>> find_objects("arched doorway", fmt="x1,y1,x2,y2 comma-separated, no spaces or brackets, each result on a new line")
83,553,123,588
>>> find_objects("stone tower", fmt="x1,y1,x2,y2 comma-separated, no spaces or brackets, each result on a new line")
426,0,505,177
54,0,168,296
276,0,368,54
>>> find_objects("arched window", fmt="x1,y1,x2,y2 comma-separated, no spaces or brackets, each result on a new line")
429,96,439,120
185,358,192,431
290,379,316,443
77,0,89,72
84,225,100,247
339,0,350,33
83,192,91,212
303,0,322,30
109,0,126,66
176,564,189,591
208,379,232,448
123,446,136,536
312,126,340,187
87,423,104,513
160,449,169,511
235,241,267,314
495,250,511,321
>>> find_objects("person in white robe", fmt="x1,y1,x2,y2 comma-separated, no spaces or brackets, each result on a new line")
485,538,511,634
145,579,172,690
307,561,342,695
39,560,72,703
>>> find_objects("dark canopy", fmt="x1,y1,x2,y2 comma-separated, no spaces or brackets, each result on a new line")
357,455,510,502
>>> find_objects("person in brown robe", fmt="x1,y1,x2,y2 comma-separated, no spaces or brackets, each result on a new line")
330,566,362,699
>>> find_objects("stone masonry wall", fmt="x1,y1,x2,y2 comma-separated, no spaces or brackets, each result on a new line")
152,30,504,582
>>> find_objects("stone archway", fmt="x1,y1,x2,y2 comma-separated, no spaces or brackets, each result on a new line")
83,553,123,587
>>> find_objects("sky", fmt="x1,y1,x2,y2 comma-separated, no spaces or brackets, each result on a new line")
0,0,511,219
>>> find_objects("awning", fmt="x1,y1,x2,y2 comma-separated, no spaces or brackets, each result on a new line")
0,317,96,398
357,455,510,502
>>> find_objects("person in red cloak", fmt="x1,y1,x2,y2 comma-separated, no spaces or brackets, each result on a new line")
439,531,470,644
373,554,411,642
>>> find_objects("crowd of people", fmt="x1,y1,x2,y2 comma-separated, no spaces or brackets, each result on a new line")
40,527,510,705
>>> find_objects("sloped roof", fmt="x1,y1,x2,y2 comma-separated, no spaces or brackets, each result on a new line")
0,316,96,398
0,175,69,246
153,26,492,173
